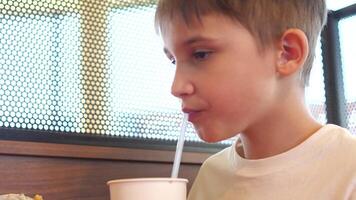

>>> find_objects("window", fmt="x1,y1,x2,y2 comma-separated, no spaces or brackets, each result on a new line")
322,2,356,135
107,7,183,141
0,13,81,131
339,16,356,134
327,0,356,10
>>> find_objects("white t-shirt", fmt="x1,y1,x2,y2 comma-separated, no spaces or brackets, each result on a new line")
188,124,356,200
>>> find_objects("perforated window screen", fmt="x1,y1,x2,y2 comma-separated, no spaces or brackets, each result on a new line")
106,6,202,143
339,15,356,135
0,9,82,132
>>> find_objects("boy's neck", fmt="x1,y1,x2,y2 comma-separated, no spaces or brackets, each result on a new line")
237,92,322,160
238,119,321,160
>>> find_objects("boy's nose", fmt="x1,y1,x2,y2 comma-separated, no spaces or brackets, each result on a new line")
171,68,194,98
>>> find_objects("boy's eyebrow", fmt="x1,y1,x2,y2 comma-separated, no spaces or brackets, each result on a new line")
163,35,218,55
183,35,217,45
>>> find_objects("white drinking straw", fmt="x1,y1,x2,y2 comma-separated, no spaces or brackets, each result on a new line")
171,113,189,178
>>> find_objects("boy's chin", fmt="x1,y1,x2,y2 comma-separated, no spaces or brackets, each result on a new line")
196,130,230,143
194,123,239,143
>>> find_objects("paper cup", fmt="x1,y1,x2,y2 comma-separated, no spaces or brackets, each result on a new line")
107,178,188,200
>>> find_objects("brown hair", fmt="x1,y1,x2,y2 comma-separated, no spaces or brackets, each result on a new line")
155,0,327,86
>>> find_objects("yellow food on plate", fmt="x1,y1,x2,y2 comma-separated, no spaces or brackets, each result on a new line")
0,194,43,200
33,195,42,200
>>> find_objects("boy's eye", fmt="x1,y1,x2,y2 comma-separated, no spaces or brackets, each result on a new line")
193,50,212,61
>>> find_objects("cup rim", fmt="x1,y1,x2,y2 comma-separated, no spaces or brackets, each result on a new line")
107,177,188,185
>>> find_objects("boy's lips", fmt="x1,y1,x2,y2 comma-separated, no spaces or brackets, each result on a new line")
182,108,203,122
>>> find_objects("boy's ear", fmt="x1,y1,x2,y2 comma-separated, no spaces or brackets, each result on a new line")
276,29,309,76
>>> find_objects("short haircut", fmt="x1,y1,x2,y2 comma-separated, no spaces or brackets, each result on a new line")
155,0,327,86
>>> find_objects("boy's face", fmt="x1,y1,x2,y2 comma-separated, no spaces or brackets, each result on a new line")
162,14,280,142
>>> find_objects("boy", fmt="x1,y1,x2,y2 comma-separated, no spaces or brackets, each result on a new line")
155,0,356,199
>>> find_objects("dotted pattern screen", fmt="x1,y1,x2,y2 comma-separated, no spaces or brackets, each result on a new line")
339,15,356,135
0,0,343,146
